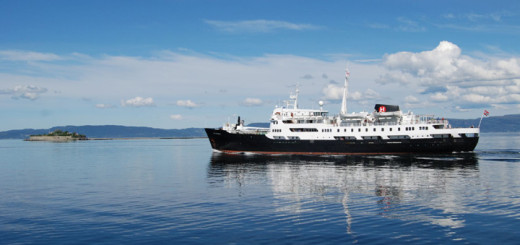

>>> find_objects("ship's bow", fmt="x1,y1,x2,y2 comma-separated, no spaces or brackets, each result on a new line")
205,128,223,150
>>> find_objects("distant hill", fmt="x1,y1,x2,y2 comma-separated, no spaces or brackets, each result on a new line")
449,114,520,132
0,114,517,139
0,125,206,139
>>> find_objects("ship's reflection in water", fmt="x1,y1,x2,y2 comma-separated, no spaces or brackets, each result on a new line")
208,153,479,235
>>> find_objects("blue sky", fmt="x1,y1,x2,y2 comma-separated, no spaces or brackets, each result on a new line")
1,0,519,130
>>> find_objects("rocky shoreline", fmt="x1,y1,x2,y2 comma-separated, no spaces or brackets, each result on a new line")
25,135,87,142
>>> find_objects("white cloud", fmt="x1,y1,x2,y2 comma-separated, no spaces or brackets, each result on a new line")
242,97,263,106
430,93,449,102
121,96,155,107
176,100,198,108
405,95,419,103
349,91,363,101
367,17,425,32
95,104,115,109
1,44,518,128
364,88,380,99
379,41,520,107
454,106,472,112
0,50,62,61
0,85,47,100
444,12,509,22
322,84,379,101
205,19,320,33
301,74,313,79
396,17,426,32
382,41,462,82
170,114,183,120
322,84,343,100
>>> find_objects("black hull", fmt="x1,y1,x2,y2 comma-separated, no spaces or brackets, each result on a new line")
205,128,479,155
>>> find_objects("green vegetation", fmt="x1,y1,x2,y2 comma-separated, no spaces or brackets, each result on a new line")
32,130,87,139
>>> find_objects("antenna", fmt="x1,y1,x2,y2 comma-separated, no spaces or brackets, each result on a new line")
340,65,349,116
289,84,299,109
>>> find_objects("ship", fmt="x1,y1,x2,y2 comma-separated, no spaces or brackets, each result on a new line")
205,68,479,155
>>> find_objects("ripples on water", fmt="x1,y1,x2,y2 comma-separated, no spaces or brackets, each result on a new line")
1,133,520,244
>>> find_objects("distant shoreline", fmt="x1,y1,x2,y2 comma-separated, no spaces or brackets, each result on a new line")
2,116,519,140
23,136,207,142
86,137,208,140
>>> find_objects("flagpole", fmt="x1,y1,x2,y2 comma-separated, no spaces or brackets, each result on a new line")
478,113,484,128
478,109,488,128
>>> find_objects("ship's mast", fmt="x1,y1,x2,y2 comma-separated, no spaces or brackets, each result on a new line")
290,86,299,109
340,66,349,116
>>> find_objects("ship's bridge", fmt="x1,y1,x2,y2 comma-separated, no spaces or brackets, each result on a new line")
271,107,328,122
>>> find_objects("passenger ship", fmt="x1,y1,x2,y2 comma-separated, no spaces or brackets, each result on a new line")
205,69,479,155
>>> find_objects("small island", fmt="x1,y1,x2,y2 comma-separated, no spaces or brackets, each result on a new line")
26,130,87,142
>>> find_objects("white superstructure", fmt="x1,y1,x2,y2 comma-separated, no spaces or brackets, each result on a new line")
223,67,479,141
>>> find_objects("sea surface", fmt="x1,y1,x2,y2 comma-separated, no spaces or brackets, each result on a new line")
1,133,519,244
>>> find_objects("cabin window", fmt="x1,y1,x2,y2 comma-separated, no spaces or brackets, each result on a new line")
290,128,317,132
381,128,384,132
373,128,376,132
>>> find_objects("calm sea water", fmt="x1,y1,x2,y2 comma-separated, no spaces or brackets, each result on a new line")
1,133,519,244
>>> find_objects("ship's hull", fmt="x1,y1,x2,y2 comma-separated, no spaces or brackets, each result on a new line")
205,128,479,155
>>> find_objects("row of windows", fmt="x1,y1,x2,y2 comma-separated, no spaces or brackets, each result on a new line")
334,126,430,133
274,126,430,133
272,129,282,132
334,127,401,133
313,112,328,116
290,128,318,132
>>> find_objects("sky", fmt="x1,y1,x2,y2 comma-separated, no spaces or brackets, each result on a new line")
1,0,519,131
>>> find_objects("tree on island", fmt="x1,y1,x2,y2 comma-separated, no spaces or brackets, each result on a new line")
32,130,87,139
